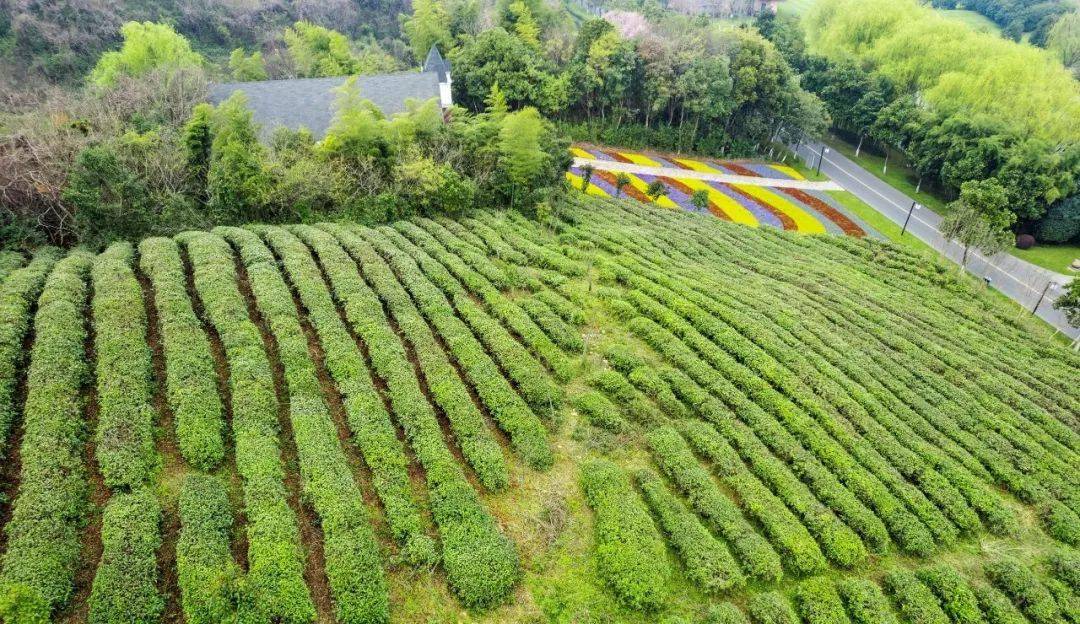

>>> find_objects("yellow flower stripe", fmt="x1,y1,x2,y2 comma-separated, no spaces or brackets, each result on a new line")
769,164,805,180
623,173,681,210
675,158,824,233
672,178,759,227
616,151,663,167
565,172,610,197
735,185,826,233
571,147,597,159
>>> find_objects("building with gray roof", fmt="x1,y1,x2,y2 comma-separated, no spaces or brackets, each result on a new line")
208,46,452,139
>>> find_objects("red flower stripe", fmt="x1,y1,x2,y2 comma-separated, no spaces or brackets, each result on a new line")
594,170,653,204
657,176,732,222
720,162,865,237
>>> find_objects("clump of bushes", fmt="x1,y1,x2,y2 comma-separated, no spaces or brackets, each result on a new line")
580,459,670,611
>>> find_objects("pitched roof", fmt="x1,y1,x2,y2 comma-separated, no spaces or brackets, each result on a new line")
423,45,451,83
208,70,441,139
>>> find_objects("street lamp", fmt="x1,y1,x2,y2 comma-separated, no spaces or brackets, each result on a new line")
815,146,830,176
901,201,920,236
1031,281,1059,315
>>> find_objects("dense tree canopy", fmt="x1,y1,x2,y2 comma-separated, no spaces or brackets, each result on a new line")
762,1,1080,240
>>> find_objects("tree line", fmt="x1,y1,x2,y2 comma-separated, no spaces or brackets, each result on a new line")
759,0,1080,244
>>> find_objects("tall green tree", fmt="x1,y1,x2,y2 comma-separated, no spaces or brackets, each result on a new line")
498,107,548,208
206,93,271,223
89,22,204,87
284,21,359,77
402,0,454,62
228,49,268,81
940,179,1014,271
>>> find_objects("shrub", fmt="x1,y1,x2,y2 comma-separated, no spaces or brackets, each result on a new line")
572,390,630,433
393,220,564,409
707,603,751,624
216,226,390,623
177,230,316,623
973,583,1028,624
518,296,584,352
91,242,157,489
0,250,93,621
883,569,950,624
747,591,799,624
1037,195,1080,243
88,488,164,623
793,577,849,624
177,474,240,624
635,468,744,594
587,369,664,426
646,427,783,582
305,223,522,609
985,559,1063,624
580,459,670,611
1050,550,1080,592
838,579,898,624
267,225,436,563
1015,234,1036,250
138,237,225,471
363,226,553,469
0,249,59,460
916,565,984,624
321,225,510,492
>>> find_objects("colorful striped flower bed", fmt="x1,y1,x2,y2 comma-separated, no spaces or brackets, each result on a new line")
568,144,871,238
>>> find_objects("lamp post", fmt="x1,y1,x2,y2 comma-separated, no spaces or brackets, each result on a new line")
815,145,829,176
1031,281,1058,315
901,201,920,236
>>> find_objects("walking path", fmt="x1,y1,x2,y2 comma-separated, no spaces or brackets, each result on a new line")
793,141,1079,342
573,158,845,191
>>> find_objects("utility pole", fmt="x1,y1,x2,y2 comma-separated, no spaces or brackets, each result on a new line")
901,201,919,236
1031,281,1058,315
815,145,829,176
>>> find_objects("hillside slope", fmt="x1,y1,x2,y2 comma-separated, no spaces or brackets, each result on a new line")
0,196,1078,622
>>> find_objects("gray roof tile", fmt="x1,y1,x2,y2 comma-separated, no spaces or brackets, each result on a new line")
208,70,441,139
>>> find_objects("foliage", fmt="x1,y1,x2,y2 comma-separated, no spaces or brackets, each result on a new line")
178,231,316,623
938,179,1014,267
837,579,897,624
176,474,241,624
402,0,454,62
0,249,59,460
91,242,157,489
635,467,744,594
0,250,93,621
228,48,268,81
269,225,437,564
985,560,1064,624
312,223,523,609
138,237,225,470
205,93,272,224
89,21,204,88
1038,196,1080,243
1047,11,1080,74
88,488,163,623
883,569,950,624
580,459,671,611
1053,278,1080,330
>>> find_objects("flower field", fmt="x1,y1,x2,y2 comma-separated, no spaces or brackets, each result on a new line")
0,194,1077,623
568,144,873,237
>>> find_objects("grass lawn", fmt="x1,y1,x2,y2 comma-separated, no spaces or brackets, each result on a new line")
826,191,936,254
1011,244,1080,274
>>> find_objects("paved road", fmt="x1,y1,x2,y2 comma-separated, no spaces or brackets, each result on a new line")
573,158,844,191
794,141,1079,342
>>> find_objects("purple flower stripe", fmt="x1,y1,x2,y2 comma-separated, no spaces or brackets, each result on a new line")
742,163,794,180
570,167,619,196
636,173,697,211
579,147,617,161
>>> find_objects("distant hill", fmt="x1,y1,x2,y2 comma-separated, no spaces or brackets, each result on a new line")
0,0,407,88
